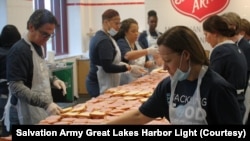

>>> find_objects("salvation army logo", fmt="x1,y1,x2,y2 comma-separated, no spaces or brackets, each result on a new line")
171,0,230,22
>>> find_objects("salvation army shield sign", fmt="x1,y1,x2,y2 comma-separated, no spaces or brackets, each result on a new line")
171,0,230,22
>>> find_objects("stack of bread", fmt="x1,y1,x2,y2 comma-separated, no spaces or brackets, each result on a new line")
39,68,170,125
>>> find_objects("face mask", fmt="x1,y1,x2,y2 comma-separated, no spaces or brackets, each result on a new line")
171,52,191,81
172,66,191,81
108,28,118,36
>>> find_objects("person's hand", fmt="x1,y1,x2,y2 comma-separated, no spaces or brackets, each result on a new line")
46,102,62,115
53,79,67,95
118,61,128,66
118,62,132,72
147,45,158,55
153,54,163,67
130,65,148,75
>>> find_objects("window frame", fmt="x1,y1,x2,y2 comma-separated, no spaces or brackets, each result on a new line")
34,0,68,56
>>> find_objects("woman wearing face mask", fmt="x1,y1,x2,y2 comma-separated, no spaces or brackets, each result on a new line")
86,9,141,97
105,26,242,125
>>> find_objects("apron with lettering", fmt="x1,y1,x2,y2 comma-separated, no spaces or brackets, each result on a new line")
4,35,52,130
169,65,208,124
97,35,121,94
120,41,146,84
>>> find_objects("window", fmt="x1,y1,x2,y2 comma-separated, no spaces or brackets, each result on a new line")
33,0,68,56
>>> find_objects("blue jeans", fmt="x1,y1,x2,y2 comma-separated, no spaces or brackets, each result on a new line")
86,77,100,97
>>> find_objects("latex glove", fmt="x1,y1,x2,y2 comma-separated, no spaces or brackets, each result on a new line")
118,61,128,66
147,45,159,55
130,65,148,75
53,79,67,95
118,62,132,72
46,102,62,115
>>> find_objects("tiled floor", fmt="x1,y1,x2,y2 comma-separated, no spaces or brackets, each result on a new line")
76,94,92,103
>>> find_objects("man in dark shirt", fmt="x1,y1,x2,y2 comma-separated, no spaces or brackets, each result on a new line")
3,9,67,132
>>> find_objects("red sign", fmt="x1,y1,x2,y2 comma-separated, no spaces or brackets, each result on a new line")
171,0,230,22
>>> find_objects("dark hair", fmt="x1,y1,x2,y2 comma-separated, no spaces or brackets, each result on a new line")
148,10,157,18
241,18,250,36
157,26,209,65
203,15,236,37
102,9,119,22
27,9,59,30
221,12,241,34
0,24,21,48
114,18,138,41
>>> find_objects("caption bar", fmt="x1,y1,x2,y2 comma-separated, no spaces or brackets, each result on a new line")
11,125,249,140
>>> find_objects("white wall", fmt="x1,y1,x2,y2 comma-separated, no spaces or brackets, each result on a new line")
2,0,33,36
0,0,7,29
67,0,145,57
145,0,250,51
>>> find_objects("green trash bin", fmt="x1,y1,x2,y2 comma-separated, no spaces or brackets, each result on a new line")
50,62,74,102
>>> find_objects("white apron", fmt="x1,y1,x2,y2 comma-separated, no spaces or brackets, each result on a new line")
169,65,208,124
243,79,250,124
4,35,52,130
146,30,160,60
97,35,121,94
120,41,146,84
146,30,160,48
146,30,161,72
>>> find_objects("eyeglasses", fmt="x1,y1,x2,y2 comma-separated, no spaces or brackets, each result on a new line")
109,20,121,26
38,29,55,39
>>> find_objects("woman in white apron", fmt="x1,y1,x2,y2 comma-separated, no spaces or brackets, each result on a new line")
138,10,162,72
169,65,208,124
114,18,159,85
86,9,134,96
105,26,242,125
96,35,123,94
119,40,147,85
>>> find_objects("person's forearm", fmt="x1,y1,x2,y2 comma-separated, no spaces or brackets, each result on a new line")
9,81,51,109
101,60,128,73
124,50,148,60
